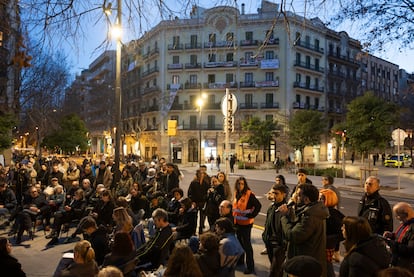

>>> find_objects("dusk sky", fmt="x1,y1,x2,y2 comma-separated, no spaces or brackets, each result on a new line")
64,0,414,76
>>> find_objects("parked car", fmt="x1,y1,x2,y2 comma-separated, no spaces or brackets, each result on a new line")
384,154,412,168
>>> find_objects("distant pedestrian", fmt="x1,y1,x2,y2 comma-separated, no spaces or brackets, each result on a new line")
351,152,355,164
216,155,221,171
247,153,251,162
229,155,236,173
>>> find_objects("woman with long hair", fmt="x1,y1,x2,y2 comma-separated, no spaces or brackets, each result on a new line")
57,240,99,277
0,237,26,277
233,176,262,275
217,171,232,201
163,244,203,277
339,216,390,277
205,175,226,231
115,168,133,198
172,197,197,240
102,232,135,268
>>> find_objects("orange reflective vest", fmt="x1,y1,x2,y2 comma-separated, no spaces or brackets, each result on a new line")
233,190,254,225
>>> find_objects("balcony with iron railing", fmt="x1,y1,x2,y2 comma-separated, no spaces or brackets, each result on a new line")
185,42,202,50
203,61,238,68
255,80,279,88
328,51,360,66
292,102,325,111
240,81,256,88
184,63,202,69
184,82,202,89
167,63,183,70
260,102,280,109
240,40,261,47
168,43,184,50
294,40,324,54
294,61,325,73
239,102,259,109
181,123,224,131
142,86,160,94
293,81,324,93
204,41,236,48
141,66,159,77
204,82,238,89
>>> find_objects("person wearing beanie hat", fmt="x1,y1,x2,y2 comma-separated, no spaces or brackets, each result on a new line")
321,175,341,208
319,189,345,275
283,255,322,277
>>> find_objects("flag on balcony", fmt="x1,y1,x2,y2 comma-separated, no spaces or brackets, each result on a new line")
160,84,180,117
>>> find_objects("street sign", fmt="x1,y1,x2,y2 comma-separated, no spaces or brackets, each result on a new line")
221,93,238,116
392,128,407,146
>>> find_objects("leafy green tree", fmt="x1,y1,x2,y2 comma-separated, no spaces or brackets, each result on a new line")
344,92,399,159
288,110,325,162
241,117,280,162
42,114,88,154
0,113,17,152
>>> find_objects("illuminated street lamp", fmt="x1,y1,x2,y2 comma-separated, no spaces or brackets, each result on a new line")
197,93,207,166
108,0,122,171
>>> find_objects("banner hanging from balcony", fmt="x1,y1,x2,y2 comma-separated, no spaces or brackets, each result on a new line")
160,83,181,117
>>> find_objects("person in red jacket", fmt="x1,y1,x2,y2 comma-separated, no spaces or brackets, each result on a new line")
233,176,262,275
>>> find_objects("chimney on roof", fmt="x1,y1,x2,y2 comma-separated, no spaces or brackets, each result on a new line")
241,3,245,15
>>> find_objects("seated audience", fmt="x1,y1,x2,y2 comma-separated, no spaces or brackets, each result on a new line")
172,197,197,241
195,232,221,277
0,236,26,277
102,232,136,268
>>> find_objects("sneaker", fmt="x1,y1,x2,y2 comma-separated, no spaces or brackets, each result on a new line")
260,248,267,255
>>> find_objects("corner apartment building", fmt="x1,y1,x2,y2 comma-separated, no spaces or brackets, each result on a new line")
65,50,116,158
120,1,367,164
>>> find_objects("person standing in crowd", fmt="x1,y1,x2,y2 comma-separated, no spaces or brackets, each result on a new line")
161,163,180,198
62,160,80,192
93,161,113,190
383,202,414,273
233,176,262,274
322,175,341,208
279,183,329,277
217,171,232,201
291,168,312,196
339,216,390,277
275,174,289,199
205,175,225,231
0,237,26,277
319,189,345,277
188,169,210,234
262,183,288,277
358,176,393,235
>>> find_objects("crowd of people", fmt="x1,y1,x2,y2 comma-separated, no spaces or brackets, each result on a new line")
0,155,414,277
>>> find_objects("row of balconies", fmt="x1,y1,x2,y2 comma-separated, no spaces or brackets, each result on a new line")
141,47,160,60
167,59,279,70
292,102,325,111
328,51,359,66
294,61,325,73
167,38,279,51
293,81,324,93
294,40,324,54
166,80,279,91
169,102,280,111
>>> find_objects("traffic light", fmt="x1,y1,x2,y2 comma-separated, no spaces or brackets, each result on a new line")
227,116,234,132
167,120,177,136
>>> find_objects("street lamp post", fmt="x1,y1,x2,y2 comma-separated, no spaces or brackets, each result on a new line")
407,129,413,167
197,96,205,166
113,0,122,171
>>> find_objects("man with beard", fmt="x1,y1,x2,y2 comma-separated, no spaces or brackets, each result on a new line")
279,183,329,277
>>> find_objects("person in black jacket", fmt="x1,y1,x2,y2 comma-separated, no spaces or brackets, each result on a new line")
358,176,393,235
0,181,18,228
172,197,197,240
340,216,390,277
262,183,288,277
205,175,225,231
0,237,26,277
188,169,210,234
